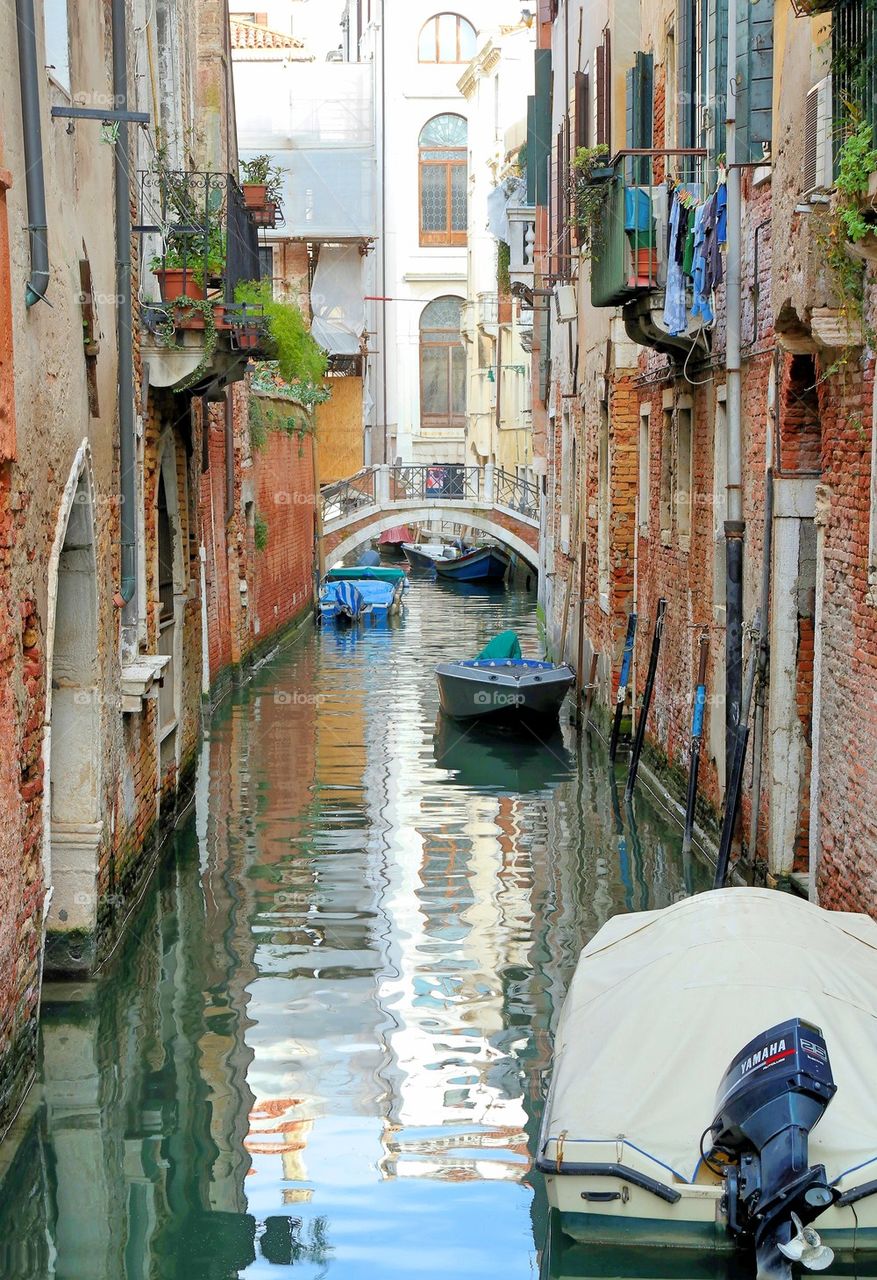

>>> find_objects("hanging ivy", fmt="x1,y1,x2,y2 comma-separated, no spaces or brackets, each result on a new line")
248,390,316,456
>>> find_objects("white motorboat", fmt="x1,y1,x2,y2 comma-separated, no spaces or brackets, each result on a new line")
538,889,877,1279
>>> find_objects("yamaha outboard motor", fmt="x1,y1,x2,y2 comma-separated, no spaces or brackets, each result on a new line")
710,1018,838,1280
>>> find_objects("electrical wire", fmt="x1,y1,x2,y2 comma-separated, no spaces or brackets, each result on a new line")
699,1125,727,1177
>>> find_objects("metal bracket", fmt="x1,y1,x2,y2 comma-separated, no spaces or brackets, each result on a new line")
51,106,150,123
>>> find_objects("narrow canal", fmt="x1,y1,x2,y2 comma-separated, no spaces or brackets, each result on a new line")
0,579,711,1280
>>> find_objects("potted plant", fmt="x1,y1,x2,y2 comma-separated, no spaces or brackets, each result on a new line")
240,155,283,215
235,281,328,386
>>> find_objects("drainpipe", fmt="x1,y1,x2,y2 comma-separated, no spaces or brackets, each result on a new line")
15,0,50,307
723,4,745,782
112,0,137,610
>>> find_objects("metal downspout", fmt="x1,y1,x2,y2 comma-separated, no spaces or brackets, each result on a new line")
112,0,137,609
15,0,50,307
724,5,745,783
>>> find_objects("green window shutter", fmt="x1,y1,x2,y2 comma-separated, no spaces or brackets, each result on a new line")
534,48,553,207
737,0,774,162
706,0,728,160
626,53,654,182
526,95,536,204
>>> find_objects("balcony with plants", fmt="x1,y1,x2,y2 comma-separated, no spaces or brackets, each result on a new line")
574,146,713,360
240,155,285,230
138,165,326,398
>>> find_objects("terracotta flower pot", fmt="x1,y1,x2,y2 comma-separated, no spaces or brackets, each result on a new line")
155,268,205,302
172,302,206,331
243,183,268,210
631,246,658,283
235,328,261,351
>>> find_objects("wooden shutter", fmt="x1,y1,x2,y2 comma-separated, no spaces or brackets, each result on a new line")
595,28,612,149
737,0,774,162
574,71,590,149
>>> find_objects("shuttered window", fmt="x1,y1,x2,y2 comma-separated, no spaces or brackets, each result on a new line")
625,52,654,182
595,30,612,148
736,0,774,161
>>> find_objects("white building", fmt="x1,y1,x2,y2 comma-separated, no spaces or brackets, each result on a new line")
344,1,523,466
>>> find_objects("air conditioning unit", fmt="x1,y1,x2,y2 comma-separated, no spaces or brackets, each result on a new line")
554,283,577,323
803,76,833,196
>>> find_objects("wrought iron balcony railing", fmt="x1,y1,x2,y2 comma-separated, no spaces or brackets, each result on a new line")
137,169,262,306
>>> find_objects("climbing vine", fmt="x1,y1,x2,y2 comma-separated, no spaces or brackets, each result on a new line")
154,297,219,394
571,144,611,260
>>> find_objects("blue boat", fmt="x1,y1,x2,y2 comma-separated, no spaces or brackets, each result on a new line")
318,565,407,625
433,545,510,583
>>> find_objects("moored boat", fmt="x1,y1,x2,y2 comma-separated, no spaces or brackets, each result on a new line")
433,544,510,583
319,566,407,624
378,525,413,559
435,630,574,723
402,540,468,571
538,889,877,1278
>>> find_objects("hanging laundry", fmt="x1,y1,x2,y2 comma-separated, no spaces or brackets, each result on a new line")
716,183,727,244
662,189,688,336
682,218,696,277
701,188,725,295
691,202,713,325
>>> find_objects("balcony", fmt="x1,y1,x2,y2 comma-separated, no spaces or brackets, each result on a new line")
507,204,536,291
137,169,270,394
585,150,710,360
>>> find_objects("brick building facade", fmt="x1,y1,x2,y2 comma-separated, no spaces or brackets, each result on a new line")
532,0,877,916
0,0,320,1142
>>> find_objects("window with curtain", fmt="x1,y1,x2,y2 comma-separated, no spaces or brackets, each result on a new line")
418,14,477,63
419,297,466,429
419,114,468,246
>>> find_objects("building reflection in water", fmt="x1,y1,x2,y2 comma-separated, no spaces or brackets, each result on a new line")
0,585,712,1280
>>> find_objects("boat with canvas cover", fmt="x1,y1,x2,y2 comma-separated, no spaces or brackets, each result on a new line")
537,888,877,1279
435,631,574,723
377,525,413,559
318,566,407,624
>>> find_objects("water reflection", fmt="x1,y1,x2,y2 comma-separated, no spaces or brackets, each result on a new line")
0,579,713,1280
433,715,574,793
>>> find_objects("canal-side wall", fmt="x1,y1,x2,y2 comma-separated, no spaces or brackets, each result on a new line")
200,390,318,702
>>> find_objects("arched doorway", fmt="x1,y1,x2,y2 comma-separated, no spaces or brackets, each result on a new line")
45,453,101,946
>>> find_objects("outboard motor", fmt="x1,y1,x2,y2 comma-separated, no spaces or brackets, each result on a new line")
710,1018,838,1280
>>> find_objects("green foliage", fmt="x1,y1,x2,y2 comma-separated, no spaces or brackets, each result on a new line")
236,282,328,386
248,392,315,452
240,155,285,203
571,144,612,260
149,222,225,284
835,121,877,242
516,142,527,177
254,512,269,551
497,239,511,297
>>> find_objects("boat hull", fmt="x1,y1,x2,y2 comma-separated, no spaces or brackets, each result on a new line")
435,659,574,722
434,547,509,582
402,543,445,570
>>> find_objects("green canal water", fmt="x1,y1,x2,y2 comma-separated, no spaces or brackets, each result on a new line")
0,578,713,1280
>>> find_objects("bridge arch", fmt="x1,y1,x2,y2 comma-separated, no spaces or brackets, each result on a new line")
326,507,539,572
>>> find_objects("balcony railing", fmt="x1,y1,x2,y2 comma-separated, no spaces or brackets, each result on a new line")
137,169,262,306
586,150,707,309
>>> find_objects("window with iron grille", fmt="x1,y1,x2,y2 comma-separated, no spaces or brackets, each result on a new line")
419,115,468,246
832,0,877,138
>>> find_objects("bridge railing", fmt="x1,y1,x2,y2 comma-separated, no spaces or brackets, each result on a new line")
321,468,376,524
390,464,482,502
493,468,540,521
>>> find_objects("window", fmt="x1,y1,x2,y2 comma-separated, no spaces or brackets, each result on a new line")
419,114,468,246
713,389,727,615
258,245,274,291
638,407,650,536
418,14,477,63
598,403,610,606
44,0,71,91
419,297,466,429
676,402,692,543
660,402,672,544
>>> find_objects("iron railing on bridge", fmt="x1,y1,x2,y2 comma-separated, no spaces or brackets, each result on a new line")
493,468,540,520
321,469,376,524
320,464,540,526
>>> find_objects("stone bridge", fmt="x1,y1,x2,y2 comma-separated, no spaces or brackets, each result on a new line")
319,465,541,570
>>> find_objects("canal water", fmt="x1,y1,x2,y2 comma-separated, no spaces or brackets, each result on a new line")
0,578,711,1280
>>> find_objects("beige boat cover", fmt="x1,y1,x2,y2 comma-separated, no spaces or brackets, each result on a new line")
548,888,877,1183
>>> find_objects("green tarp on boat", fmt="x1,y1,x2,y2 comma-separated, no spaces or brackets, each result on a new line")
476,630,522,660
326,566,407,583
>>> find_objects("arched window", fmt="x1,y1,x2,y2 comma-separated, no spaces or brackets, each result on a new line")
420,297,466,429
418,13,477,63
419,114,468,247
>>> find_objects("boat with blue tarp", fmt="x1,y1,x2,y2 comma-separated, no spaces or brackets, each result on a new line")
435,630,574,723
319,565,407,625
